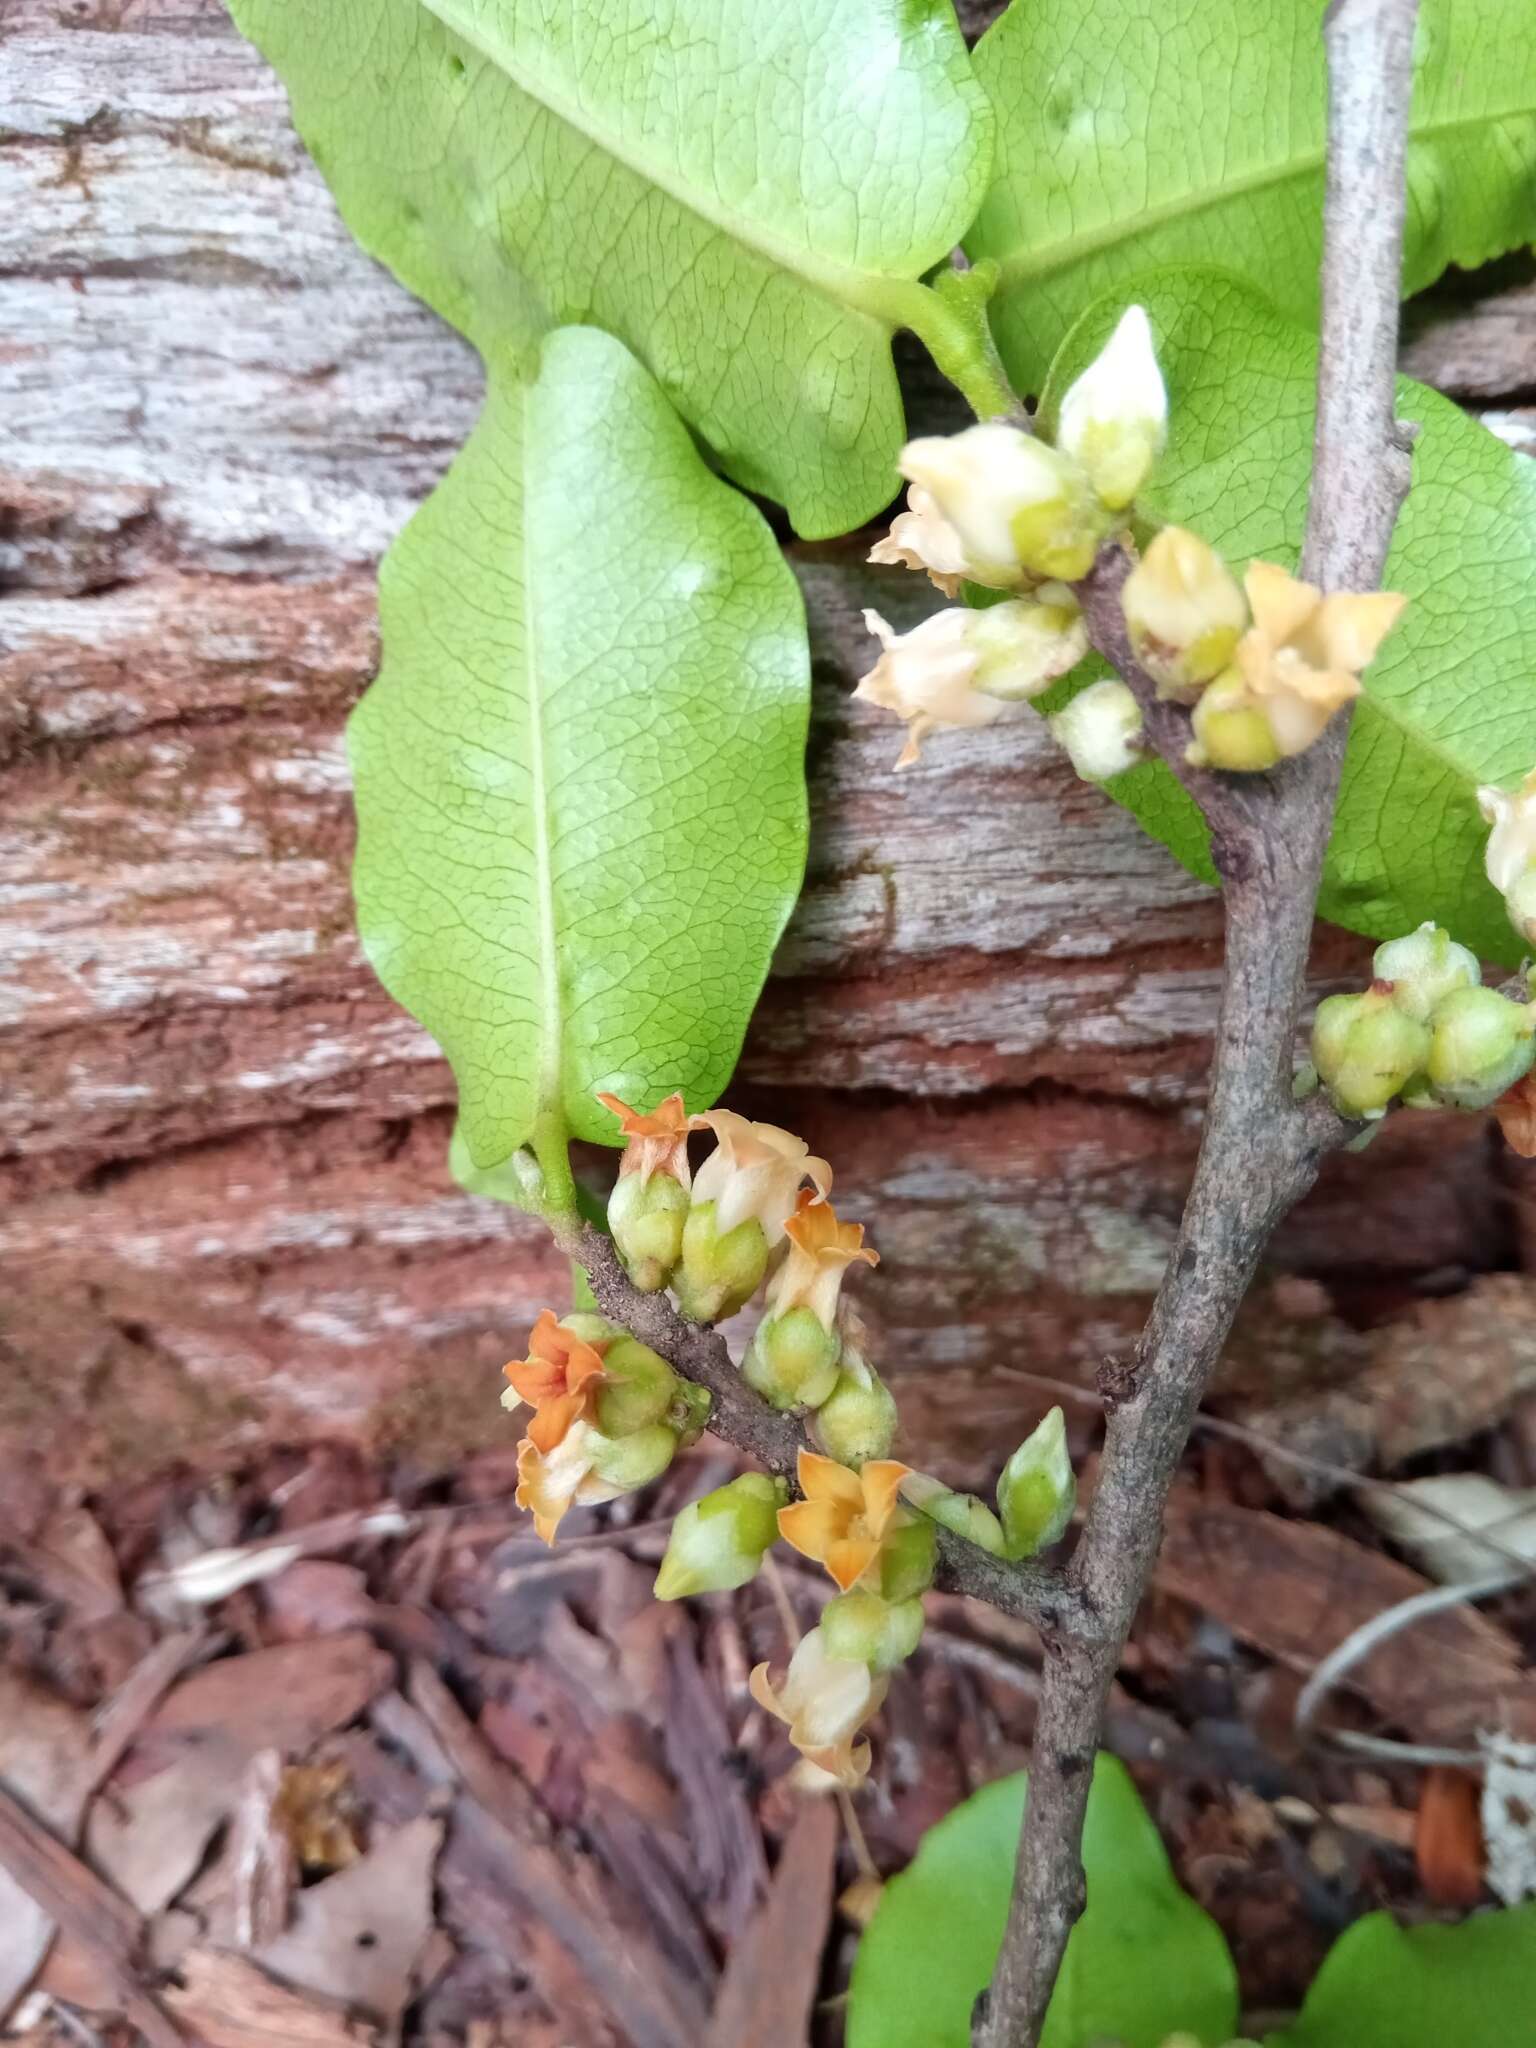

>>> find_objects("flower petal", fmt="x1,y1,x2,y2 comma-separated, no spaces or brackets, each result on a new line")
797,1449,864,1509
777,1497,848,1565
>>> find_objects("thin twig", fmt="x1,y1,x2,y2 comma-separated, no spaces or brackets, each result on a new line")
562,1221,1084,1633
973,5,1423,2041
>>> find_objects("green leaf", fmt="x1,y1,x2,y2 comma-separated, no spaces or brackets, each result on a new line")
847,1755,1238,2048
1266,1902,1536,2048
351,326,809,1174
968,0,1536,394
226,0,994,539
1039,269,1536,963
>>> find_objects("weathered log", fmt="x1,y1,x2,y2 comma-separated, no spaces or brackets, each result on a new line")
1,0,1531,1483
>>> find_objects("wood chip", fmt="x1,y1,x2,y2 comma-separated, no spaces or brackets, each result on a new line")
164,1949,374,2048
705,1799,838,2048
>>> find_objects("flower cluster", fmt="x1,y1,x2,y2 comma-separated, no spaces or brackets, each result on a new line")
502,1094,1082,1789
1309,922,1536,1121
857,306,1164,768
1124,534,1405,772
859,303,1406,780
503,1309,709,1542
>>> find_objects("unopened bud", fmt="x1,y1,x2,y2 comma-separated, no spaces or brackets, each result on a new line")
899,424,1107,587
874,1515,936,1602
673,1202,769,1323
743,1305,841,1412
607,1171,689,1292
654,1472,786,1599
1048,677,1143,782
812,1327,897,1467
592,1335,678,1437
586,1420,679,1492
997,1407,1075,1559
1121,527,1247,700
1420,985,1536,1111
1056,304,1168,511
904,1480,1007,1556
1371,923,1481,1021
1311,987,1431,1117
820,1589,925,1673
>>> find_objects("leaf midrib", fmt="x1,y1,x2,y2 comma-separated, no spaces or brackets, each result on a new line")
419,0,920,329
520,383,564,1130
986,99,1536,291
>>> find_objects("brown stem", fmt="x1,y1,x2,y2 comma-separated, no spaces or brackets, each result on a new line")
973,1,1422,2041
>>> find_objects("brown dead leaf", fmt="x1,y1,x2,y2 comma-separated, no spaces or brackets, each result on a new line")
1416,1768,1485,1908
1495,1070,1536,1155
252,1815,442,2026
705,1799,838,2048
144,1634,393,1753
87,1731,249,1916
164,1948,375,2047
0,1670,93,2021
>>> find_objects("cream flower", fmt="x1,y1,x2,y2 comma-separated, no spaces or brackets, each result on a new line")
690,1110,831,1244
763,1190,878,1333
1189,561,1405,770
898,423,1104,585
749,1625,888,1788
515,1422,623,1546
1479,771,1536,945
856,594,1086,768
1056,304,1168,510
777,1448,910,1592
867,484,971,598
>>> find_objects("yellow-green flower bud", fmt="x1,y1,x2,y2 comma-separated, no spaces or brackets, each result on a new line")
910,1484,1007,1556
875,1515,937,1602
1187,667,1282,772
1371,923,1481,1022
607,1171,690,1293
820,1589,925,1673
673,1201,769,1323
559,1311,620,1346
586,1420,678,1492
592,1335,678,1438
812,1348,898,1468
1056,305,1168,511
1421,985,1536,1111
1048,677,1143,781
1121,527,1247,701
1311,988,1431,1117
654,1472,786,1600
997,1407,1076,1559
742,1305,842,1411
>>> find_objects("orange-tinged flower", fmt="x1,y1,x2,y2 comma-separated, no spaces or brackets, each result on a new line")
749,1626,888,1788
777,1448,910,1592
515,1424,622,1546
765,1191,878,1331
690,1110,832,1244
595,1090,698,1187
502,1309,607,1454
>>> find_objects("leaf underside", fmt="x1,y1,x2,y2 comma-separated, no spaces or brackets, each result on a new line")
350,326,809,1168
847,1756,1238,2048
1038,268,1536,965
226,0,994,538
969,0,1536,394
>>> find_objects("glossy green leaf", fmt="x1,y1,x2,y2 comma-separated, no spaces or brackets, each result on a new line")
351,325,808,1172
226,0,993,539
1266,1902,1536,2048
969,0,1536,394
1039,270,1536,963
847,1755,1238,2048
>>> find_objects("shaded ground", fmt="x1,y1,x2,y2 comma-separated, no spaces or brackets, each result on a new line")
1,1329,1532,2048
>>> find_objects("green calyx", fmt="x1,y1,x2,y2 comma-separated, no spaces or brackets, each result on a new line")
820,1588,926,1673
1420,985,1536,1110
1371,923,1481,1022
593,1335,679,1437
1310,987,1432,1118
742,1305,841,1411
812,1356,898,1467
673,1202,769,1322
608,1171,690,1292
876,1515,938,1603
